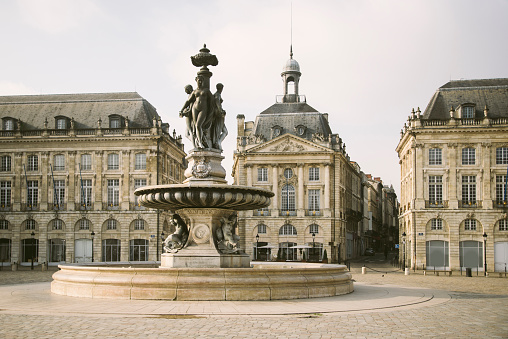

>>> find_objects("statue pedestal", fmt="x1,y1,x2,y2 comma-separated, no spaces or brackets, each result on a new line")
183,149,227,185
161,251,250,268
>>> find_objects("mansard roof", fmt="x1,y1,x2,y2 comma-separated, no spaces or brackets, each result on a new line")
422,78,508,120
0,92,160,129
260,102,318,115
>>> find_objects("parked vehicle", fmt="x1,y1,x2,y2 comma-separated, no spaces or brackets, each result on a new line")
364,248,375,256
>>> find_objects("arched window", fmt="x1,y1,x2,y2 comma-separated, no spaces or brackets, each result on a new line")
257,224,267,234
78,218,91,230
281,184,295,214
464,219,477,231
52,219,64,230
309,224,319,234
279,224,297,235
430,218,443,230
107,219,117,230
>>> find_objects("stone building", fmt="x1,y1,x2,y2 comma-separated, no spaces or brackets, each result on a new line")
233,49,364,263
396,79,508,273
0,92,186,268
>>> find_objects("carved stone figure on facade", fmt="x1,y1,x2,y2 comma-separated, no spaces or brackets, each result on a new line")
216,213,240,253
163,214,189,253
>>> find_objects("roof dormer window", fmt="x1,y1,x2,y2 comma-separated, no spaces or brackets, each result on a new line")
295,125,306,136
109,115,123,129
461,105,475,119
3,119,13,131
55,117,68,129
272,125,283,138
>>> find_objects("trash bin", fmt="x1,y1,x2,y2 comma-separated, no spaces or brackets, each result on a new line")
465,267,472,277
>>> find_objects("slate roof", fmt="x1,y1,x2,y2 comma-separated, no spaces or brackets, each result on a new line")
422,78,508,120
254,102,333,141
0,92,160,130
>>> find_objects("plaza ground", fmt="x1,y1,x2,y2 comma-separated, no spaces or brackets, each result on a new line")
0,253,507,338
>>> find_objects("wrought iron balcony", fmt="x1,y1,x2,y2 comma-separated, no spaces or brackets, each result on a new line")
425,200,449,208
279,210,297,216
253,209,271,216
305,210,321,216
493,200,508,208
459,200,482,208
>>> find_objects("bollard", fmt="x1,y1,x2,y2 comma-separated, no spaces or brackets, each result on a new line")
362,266,367,274
405,268,410,275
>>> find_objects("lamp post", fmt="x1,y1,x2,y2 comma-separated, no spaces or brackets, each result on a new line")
30,231,35,270
91,231,95,263
483,232,487,276
402,232,406,271
161,231,165,259
256,234,259,261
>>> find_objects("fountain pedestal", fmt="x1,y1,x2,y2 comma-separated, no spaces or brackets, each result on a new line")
160,207,250,268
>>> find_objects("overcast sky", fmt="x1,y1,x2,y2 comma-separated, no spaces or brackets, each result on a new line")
1,0,508,196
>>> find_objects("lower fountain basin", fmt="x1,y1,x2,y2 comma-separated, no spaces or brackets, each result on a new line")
51,262,353,301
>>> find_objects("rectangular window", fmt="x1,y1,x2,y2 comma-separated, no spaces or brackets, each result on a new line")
257,167,268,182
496,175,507,204
134,219,145,230
107,219,117,230
102,239,121,261
53,180,65,207
0,156,11,171
129,239,148,261
27,155,38,171
25,219,36,230
56,118,67,130
0,220,8,230
257,224,267,234
135,153,146,170
462,176,476,203
308,189,320,212
80,219,90,230
27,180,38,208
500,219,508,231
0,181,11,207
134,179,146,206
309,167,320,181
464,219,477,231
4,119,13,131
462,148,476,165
462,106,475,119
54,155,65,171
80,154,92,170
431,219,443,230
107,179,120,207
428,176,443,204
53,219,63,230
497,147,508,165
110,118,121,129
80,179,92,208
108,153,119,170
281,185,296,213
429,148,442,165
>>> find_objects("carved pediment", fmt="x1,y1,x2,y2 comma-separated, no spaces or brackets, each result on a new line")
246,135,331,154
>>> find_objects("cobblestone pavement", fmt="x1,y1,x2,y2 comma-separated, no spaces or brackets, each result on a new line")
0,257,507,338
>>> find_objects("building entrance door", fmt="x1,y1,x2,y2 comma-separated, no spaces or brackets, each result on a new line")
494,242,508,272
75,239,92,263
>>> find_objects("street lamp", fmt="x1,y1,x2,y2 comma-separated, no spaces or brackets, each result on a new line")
402,232,406,271
483,232,488,276
91,231,95,263
30,231,35,270
161,231,165,259
256,234,259,261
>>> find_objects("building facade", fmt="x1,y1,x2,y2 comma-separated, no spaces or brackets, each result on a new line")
0,92,186,268
396,79,508,273
233,50,364,264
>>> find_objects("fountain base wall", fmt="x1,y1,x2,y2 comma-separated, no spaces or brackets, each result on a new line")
51,263,353,301
161,252,251,268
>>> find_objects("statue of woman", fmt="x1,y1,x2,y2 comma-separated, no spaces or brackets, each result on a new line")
179,75,215,149
212,83,228,151
180,84,196,148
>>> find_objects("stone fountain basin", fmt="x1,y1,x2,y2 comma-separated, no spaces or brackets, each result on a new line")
51,262,353,301
135,184,274,211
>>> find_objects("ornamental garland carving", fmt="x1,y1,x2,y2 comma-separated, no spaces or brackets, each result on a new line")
192,157,212,178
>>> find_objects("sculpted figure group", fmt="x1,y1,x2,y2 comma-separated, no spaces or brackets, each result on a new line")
180,76,227,150
163,214,189,253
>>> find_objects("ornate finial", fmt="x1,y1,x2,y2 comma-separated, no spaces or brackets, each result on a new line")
191,44,218,68
290,45,293,59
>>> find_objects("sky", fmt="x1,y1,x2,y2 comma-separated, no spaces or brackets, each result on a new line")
1,0,508,196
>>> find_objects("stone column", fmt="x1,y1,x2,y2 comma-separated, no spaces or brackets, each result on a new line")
324,163,331,210
121,150,130,210
94,151,103,210
246,164,253,187
68,151,76,210
272,165,278,214
298,164,304,214
13,152,22,211
40,152,48,211
482,143,492,208
447,143,458,208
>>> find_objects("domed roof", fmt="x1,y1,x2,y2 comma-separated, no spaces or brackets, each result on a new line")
283,58,300,73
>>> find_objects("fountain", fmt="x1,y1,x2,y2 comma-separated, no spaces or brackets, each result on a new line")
51,45,353,300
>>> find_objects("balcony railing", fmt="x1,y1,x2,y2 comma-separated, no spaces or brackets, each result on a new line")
103,203,120,210
130,203,146,211
305,210,321,216
0,205,11,212
425,200,449,208
459,200,482,208
79,203,94,211
253,209,271,216
21,203,39,211
279,210,297,216
51,203,67,211
493,200,508,208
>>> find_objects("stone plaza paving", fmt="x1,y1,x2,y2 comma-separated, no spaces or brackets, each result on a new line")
0,258,507,338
